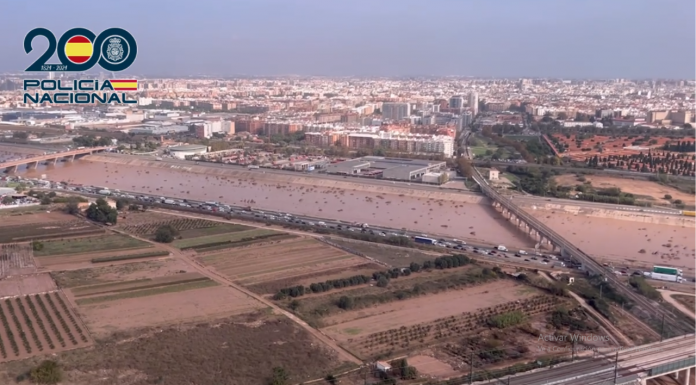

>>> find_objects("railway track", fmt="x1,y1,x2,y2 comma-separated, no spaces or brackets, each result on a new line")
471,171,694,336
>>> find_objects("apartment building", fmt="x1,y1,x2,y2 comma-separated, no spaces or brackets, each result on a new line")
304,130,454,157
264,121,302,136
381,102,411,121
234,118,265,134
648,110,692,125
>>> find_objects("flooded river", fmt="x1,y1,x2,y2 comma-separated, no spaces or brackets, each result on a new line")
13,156,694,267
19,159,534,249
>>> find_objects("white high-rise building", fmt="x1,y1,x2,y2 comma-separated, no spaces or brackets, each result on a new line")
468,92,479,116
458,111,473,131
381,102,411,121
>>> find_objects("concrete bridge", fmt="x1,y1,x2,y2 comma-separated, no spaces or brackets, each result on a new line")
470,168,695,336
0,146,111,172
502,334,695,385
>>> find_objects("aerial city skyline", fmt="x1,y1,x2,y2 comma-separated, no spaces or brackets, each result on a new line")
0,1,694,385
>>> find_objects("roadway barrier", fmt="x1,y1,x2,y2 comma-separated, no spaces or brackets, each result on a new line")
683,211,695,217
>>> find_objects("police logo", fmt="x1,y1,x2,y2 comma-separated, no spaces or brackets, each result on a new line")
107,37,124,62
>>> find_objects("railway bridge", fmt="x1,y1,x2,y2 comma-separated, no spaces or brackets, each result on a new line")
502,334,695,385
470,168,695,336
0,146,111,172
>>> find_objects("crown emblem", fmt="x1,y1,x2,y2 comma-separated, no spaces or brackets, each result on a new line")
109,37,122,44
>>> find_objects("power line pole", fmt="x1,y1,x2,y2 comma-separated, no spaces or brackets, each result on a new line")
470,352,474,385
660,314,665,341
613,351,619,384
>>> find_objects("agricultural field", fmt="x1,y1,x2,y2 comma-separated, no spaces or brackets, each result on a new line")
0,312,351,385
339,290,575,364
33,234,151,258
325,237,440,266
0,243,36,279
0,220,103,244
118,217,252,239
0,292,92,363
199,237,368,291
173,228,288,250
321,280,548,358
54,258,262,337
0,274,56,298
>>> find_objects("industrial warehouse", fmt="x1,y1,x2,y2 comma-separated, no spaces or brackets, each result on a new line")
325,156,447,182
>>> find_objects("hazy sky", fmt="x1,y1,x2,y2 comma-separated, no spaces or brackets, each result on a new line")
1,0,694,78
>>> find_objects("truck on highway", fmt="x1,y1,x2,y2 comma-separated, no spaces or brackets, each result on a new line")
414,236,437,245
163,199,176,205
644,272,685,283
653,266,682,276
97,189,111,195
497,245,508,252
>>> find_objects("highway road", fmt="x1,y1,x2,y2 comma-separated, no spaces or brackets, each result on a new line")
37,180,570,270
471,167,695,335
504,335,695,385
32,179,696,288
462,133,695,335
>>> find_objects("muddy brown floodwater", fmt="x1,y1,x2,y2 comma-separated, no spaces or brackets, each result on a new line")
21,160,534,249
531,212,696,270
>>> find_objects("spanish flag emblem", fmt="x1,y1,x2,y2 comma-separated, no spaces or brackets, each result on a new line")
65,36,93,64
110,80,138,91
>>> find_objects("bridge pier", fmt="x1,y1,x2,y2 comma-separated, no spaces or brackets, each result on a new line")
26,161,38,169
683,368,690,385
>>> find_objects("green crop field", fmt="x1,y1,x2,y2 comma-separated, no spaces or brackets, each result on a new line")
172,229,280,249
34,234,151,257
75,279,219,306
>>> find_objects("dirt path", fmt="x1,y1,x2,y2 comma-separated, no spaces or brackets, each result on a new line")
109,227,363,365
539,272,633,347
658,289,695,319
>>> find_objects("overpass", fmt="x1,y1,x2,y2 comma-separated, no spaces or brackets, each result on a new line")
0,146,111,172
501,334,695,385
471,167,694,335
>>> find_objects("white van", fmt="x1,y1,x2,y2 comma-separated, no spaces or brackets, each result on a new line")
497,245,508,252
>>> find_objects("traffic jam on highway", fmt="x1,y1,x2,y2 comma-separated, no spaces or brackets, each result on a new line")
25,178,690,284
44,181,572,268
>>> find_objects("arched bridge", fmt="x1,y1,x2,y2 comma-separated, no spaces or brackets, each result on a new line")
0,146,112,172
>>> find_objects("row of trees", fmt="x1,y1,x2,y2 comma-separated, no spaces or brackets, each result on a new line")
536,123,696,139
72,135,112,147
585,151,695,176
662,140,695,152
275,254,473,300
